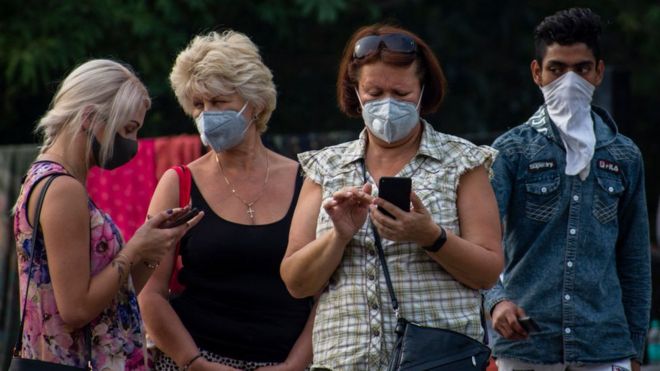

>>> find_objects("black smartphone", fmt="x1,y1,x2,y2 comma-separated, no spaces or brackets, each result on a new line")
378,177,412,219
160,208,200,228
518,316,540,333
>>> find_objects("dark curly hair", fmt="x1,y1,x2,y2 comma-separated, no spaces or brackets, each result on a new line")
534,8,602,62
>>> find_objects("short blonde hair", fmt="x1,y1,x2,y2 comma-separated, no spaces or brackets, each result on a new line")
36,59,150,165
170,30,276,133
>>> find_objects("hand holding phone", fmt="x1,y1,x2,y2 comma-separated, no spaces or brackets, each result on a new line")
377,177,412,219
160,207,200,229
517,316,540,333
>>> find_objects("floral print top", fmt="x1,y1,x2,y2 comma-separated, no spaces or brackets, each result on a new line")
13,161,147,370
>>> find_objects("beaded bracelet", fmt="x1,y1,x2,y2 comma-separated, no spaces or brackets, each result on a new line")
181,353,203,371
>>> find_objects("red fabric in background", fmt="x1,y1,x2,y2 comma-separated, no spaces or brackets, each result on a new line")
86,139,157,241
154,134,202,179
86,135,202,241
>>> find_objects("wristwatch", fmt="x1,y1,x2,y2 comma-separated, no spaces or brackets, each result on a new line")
422,226,447,252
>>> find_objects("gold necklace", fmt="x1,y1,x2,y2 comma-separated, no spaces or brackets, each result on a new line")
215,152,270,224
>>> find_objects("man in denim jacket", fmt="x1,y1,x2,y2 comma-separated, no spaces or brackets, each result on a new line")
485,8,651,371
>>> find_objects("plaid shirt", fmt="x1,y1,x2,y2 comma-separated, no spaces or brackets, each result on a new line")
298,121,497,370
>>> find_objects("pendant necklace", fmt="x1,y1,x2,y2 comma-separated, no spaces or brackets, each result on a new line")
215,152,270,224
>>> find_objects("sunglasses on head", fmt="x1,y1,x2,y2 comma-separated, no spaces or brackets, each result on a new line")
353,33,417,59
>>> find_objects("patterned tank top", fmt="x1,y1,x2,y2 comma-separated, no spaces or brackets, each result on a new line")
13,161,147,370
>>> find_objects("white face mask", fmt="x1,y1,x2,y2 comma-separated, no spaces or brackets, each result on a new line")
357,86,423,144
541,71,596,179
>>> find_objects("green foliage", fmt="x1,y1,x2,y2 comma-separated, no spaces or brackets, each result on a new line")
0,1,658,232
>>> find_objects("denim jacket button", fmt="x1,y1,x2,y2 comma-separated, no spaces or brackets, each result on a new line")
573,195,579,202
565,327,571,334
564,294,571,300
608,186,614,193
541,187,547,193
567,261,573,268
569,228,576,235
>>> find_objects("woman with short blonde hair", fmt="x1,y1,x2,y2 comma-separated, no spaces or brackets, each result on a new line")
140,31,314,371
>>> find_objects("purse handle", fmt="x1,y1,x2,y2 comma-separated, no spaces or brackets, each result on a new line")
361,161,489,343
13,173,92,366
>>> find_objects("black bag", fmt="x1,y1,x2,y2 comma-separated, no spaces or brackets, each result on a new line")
388,317,491,371
9,175,91,371
371,225,491,371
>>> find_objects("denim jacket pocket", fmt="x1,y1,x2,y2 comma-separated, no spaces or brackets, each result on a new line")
593,175,625,224
524,175,561,222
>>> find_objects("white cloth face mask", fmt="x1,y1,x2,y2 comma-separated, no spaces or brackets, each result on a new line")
541,71,596,179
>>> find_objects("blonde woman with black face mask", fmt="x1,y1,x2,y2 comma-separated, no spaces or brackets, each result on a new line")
11,59,201,370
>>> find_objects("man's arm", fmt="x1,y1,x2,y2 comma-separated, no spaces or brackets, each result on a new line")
483,134,518,310
616,149,651,362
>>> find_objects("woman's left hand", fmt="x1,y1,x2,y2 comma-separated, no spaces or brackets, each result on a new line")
370,191,438,245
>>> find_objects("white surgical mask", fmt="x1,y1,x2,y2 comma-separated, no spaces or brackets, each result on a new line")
357,87,423,144
541,71,596,179
195,102,250,152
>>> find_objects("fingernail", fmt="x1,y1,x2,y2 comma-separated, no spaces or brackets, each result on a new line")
167,209,173,214
147,214,152,220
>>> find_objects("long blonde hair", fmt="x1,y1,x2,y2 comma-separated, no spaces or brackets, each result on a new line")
35,59,151,165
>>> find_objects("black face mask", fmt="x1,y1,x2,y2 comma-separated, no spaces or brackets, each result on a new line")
91,132,138,170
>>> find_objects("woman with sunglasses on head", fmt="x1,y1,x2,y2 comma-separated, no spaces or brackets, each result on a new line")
281,24,503,369
138,31,314,371
12,59,201,370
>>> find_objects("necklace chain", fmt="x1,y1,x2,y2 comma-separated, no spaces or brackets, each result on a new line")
214,152,270,224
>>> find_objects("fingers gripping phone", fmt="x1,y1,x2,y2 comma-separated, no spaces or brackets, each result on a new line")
377,177,412,219
518,316,540,333
160,207,200,229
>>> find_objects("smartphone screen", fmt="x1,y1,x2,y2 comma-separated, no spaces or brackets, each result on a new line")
378,177,411,219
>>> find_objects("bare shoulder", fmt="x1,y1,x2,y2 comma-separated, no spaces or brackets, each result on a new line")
36,176,89,231
268,150,299,174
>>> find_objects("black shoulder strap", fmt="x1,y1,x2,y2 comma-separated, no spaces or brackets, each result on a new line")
361,160,489,344
13,174,93,365
13,174,63,355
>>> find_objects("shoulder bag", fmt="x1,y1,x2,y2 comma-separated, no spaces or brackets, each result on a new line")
9,174,92,371
372,225,491,371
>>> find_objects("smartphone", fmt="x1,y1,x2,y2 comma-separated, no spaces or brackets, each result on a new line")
518,316,540,333
377,177,412,219
160,207,200,228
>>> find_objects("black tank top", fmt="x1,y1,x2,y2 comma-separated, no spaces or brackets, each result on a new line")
170,167,311,362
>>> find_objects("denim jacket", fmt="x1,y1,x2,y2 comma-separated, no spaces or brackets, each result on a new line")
484,105,651,364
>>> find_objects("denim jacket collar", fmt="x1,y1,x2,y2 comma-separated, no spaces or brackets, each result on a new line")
529,105,619,151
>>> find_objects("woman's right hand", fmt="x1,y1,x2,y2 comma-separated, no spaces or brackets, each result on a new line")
323,183,372,241
125,207,204,266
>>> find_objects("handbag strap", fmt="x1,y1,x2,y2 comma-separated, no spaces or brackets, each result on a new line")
13,174,94,364
168,165,191,290
361,160,489,344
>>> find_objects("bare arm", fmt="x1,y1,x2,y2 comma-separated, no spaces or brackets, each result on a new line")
427,166,503,288
138,169,204,368
371,166,502,289
280,179,372,298
37,176,191,329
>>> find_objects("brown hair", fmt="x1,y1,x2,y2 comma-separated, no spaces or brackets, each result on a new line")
337,24,447,117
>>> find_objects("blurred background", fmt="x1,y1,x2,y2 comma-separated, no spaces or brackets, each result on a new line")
1,0,659,368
